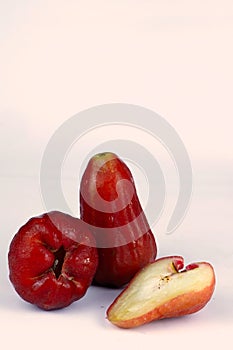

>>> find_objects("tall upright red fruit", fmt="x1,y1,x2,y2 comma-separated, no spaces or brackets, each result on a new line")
80,152,157,287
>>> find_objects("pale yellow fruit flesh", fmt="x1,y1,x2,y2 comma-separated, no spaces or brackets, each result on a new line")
108,258,214,322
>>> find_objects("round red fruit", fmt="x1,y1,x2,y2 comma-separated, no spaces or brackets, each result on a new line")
8,211,98,310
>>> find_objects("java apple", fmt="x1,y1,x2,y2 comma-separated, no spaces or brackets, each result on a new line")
8,211,98,310
107,256,215,328
80,152,157,287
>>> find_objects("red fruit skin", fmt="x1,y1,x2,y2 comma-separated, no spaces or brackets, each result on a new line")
80,152,157,287
8,211,98,310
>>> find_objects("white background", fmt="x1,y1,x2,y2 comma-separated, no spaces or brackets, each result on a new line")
0,1,233,349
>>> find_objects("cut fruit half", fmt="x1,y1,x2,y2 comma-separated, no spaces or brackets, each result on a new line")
107,256,215,328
